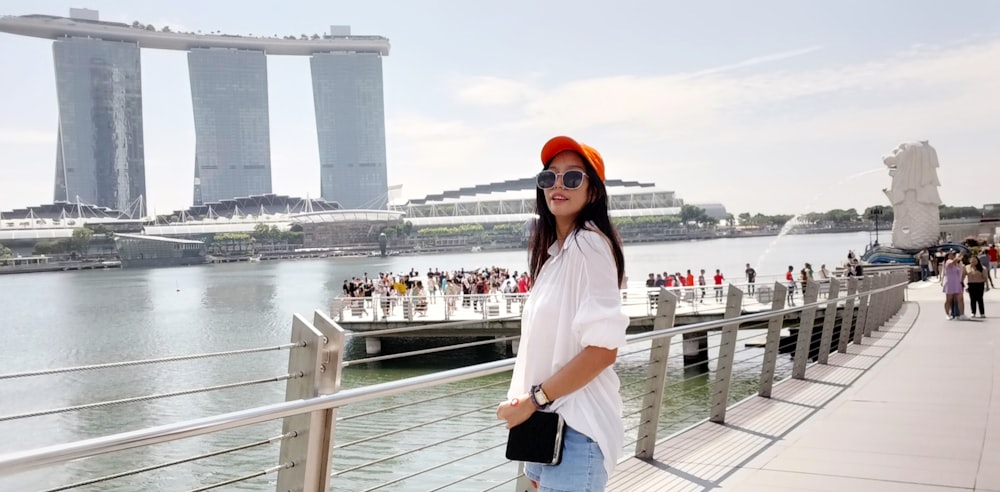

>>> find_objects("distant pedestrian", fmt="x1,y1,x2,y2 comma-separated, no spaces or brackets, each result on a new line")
744,263,756,296
698,269,706,303
819,264,830,279
786,265,796,306
978,250,994,289
966,256,987,318
713,269,724,302
916,249,931,281
942,253,967,320
989,244,998,278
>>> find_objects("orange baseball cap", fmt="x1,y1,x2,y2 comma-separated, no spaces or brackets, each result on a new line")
540,136,605,182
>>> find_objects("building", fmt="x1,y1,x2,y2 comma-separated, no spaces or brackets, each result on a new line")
52,36,146,214
0,11,391,209
189,48,273,205
312,48,389,209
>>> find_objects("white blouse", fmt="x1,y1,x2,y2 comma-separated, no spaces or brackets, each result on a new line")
508,228,629,477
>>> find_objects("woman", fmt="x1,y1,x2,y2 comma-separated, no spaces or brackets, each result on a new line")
496,136,628,491
966,255,987,318
941,253,967,320
786,265,797,306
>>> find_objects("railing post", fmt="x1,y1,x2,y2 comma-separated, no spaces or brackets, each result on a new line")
275,312,345,492
838,278,859,353
863,275,883,337
791,281,820,379
817,277,841,365
853,276,873,344
758,282,787,398
710,285,744,424
635,288,678,459
871,274,888,331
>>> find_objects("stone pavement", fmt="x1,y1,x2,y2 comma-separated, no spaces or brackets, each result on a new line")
719,279,1000,491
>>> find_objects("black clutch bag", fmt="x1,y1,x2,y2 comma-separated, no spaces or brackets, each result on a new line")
505,411,565,465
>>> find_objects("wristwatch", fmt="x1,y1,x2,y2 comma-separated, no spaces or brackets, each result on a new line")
530,383,552,408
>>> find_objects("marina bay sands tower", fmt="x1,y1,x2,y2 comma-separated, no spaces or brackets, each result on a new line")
0,9,391,211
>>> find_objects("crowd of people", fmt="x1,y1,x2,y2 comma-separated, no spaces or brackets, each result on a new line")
929,243,996,320
341,267,532,318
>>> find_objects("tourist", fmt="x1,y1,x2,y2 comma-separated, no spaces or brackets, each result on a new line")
713,269,725,302
819,264,830,279
645,273,656,288
786,265,796,306
800,265,810,292
978,249,994,289
745,263,756,296
496,135,628,491
698,269,707,303
966,256,988,318
916,249,931,281
413,281,428,317
989,244,998,278
942,253,967,320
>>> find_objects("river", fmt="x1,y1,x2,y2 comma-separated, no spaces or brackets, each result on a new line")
0,232,871,491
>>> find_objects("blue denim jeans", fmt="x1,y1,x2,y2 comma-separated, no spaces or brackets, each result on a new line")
524,426,607,492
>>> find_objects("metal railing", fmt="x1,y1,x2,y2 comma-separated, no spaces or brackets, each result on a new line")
0,269,910,491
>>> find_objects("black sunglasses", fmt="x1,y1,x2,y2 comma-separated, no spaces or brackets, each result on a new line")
536,170,587,190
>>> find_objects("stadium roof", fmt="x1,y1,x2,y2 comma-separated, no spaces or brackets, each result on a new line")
403,178,659,205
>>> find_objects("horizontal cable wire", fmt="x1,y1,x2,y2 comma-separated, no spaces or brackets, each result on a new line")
620,376,657,391
338,380,508,422
335,402,497,450
427,458,513,492
479,474,519,492
0,373,300,422
39,433,291,492
0,342,302,381
344,336,520,367
331,422,507,477
186,462,291,492
621,404,654,420
621,390,655,405
361,440,508,492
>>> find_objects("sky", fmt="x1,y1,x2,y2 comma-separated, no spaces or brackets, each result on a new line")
1,0,998,217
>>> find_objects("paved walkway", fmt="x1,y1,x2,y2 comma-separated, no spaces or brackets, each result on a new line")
609,278,1000,491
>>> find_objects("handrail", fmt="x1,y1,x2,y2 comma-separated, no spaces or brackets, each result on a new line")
0,278,908,478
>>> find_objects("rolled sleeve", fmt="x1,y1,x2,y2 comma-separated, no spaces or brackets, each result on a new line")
571,232,629,349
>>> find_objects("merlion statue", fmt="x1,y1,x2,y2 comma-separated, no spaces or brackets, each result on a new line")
882,141,941,250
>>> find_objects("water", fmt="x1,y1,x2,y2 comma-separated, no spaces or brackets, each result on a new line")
0,232,869,491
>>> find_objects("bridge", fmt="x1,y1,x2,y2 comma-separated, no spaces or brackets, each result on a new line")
0,268,996,491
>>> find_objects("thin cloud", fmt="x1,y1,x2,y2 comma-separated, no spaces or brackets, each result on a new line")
689,45,824,77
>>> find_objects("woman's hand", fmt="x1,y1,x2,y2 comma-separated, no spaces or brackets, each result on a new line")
496,394,535,429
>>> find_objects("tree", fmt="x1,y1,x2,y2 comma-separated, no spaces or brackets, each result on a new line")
939,205,982,220
0,243,12,258
69,227,94,255
680,205,715,226
162,25,171,32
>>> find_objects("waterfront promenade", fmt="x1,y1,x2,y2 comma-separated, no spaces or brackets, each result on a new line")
608,281,1000,491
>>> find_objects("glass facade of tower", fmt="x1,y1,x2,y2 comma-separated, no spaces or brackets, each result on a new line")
52,37,146,214
311,52,388,210
188,48,272,205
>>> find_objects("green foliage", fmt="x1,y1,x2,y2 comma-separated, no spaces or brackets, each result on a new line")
737,212,794,228
939,205,983,220
417,224,486,236
0,243,12,258
680,205,716,226
69,227,93,254
213,233,251,242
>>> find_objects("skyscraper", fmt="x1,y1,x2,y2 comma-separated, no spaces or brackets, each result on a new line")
188,48,272,205
52,37,146,214
311,52,388,210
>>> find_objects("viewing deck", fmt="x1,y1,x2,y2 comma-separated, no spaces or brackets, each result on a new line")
609,281,1000,491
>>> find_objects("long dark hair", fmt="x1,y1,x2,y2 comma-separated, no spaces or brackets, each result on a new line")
528,156,625,285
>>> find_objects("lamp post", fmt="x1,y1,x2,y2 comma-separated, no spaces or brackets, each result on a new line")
872,207,884,247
